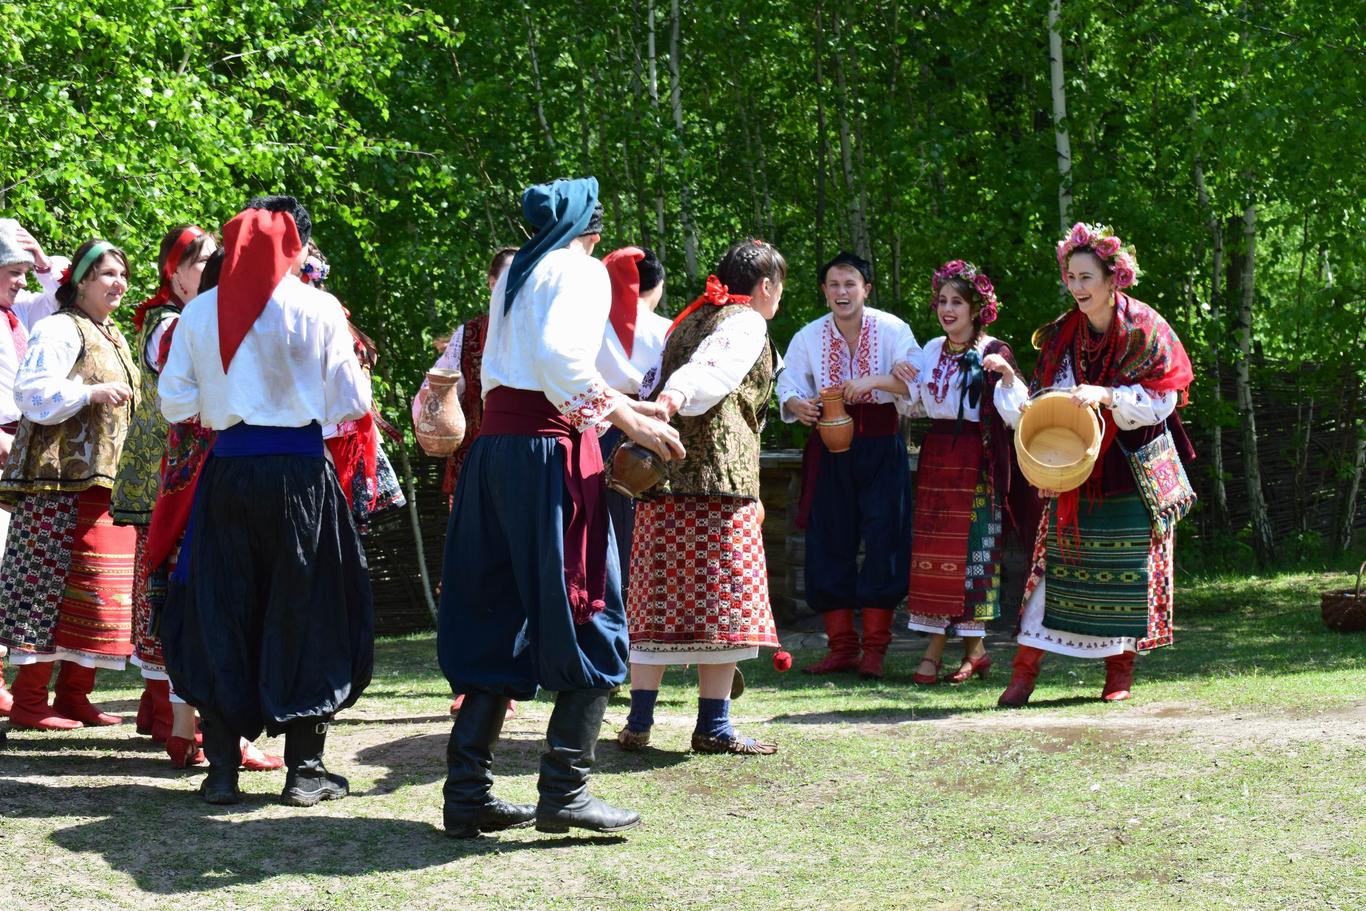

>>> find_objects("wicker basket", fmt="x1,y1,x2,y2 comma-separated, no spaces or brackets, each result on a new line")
1321,561,1366,633
1015,390,1102,493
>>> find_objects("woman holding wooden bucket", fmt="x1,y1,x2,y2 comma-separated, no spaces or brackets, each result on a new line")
888,261,1027,685
997,223,1195,707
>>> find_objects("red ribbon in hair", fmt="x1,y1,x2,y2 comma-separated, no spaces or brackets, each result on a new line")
666,274,751,337
603,246,645,357
133,226,205,332
216,209,301,371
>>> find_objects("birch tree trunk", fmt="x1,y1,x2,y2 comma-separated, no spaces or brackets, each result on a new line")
814,4,830,268
1232,201,1277,562
831,10,871,260
1336,408,1365,555
647,0,665,246
523,9,558,169
668,0,699,283
1192,136,1230,529
1048,0,1073,232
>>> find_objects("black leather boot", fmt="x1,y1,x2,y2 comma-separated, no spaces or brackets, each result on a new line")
280,718,349,807
443,693,535,838
535,688,640,834
199,713,241,806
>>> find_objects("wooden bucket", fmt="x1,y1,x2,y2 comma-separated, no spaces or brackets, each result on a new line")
1014,390,1102,493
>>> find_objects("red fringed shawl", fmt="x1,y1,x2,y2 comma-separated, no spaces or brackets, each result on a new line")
1031,294,1193,550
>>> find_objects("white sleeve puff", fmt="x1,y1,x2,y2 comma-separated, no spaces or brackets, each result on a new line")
1111,386,1177,430
661,308,767,417
13,315,92,425
775,324,819,423
993,377,1029,429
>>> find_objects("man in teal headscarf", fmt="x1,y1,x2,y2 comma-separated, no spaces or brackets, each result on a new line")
437,177,683,839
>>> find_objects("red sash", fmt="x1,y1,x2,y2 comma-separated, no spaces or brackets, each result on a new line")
481,386,608,625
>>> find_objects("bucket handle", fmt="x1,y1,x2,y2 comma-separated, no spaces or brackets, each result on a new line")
1021,385,1103,418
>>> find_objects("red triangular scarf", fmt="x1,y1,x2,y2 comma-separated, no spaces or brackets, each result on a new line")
216,208,301,371
603,246,645,358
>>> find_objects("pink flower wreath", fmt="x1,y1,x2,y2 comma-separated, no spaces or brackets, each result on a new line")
1056,222,1140,289
931,259,1000,325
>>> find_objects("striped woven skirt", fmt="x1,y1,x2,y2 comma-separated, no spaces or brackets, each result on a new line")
906,425,1002,634
130,525,173,674
1040,492,1173,646
0,487,136,667
626,494,778,664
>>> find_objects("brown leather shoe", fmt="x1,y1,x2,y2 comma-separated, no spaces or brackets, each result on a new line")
690,731,777,755
615,726,651,751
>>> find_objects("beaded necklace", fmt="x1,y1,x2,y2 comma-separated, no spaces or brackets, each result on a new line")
928,335,975,404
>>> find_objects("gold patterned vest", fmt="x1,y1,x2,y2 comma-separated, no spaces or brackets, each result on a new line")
650,303,776,500
0,309,141,501
111,304,177,524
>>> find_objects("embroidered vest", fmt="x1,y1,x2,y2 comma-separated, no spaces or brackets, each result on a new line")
111,304,178,523
651,303,775,500
0,309,141,500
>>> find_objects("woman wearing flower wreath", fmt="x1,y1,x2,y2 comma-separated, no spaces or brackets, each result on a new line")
617,239,786,755
888,261,1027,685
996,223,1194,707
0,240,140,729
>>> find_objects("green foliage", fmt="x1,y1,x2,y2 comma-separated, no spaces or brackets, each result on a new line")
2,0,1362,431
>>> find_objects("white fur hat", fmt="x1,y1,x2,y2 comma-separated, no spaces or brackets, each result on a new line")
0,219,35,268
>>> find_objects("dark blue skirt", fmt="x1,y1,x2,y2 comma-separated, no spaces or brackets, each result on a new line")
437,432,628,700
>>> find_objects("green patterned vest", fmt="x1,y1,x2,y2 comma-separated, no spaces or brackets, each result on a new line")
0,309,141,501
111,305,177,524
651,303,775,500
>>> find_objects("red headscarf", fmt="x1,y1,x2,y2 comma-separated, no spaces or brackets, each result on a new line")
216,208,301,371
133,225,206,332
603,246,645,357
666,274,752,337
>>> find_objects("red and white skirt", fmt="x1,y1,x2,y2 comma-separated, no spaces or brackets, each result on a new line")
626,495,778,665
0,487,135,669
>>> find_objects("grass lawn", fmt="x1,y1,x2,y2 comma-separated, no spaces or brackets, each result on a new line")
1,566,1363,911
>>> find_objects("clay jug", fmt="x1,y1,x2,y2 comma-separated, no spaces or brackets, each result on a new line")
607,440,668,499
817,387,854,452
414,368,466,457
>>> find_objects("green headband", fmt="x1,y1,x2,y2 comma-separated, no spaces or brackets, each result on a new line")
70,240,116,286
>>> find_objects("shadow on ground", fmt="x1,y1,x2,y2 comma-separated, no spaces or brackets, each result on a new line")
0,778,631,892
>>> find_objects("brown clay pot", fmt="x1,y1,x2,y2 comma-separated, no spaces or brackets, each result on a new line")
817,386,854,453
606,440,667,499
414,367,466,457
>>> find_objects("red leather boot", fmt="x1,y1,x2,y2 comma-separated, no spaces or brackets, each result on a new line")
52,661,123,726
0,656,12,717
149,680,175,743
856,609,895,679
134,685,155,735
1101,651,1136,702
802,608,861,674
996,645,1045,708
9,662,82,730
